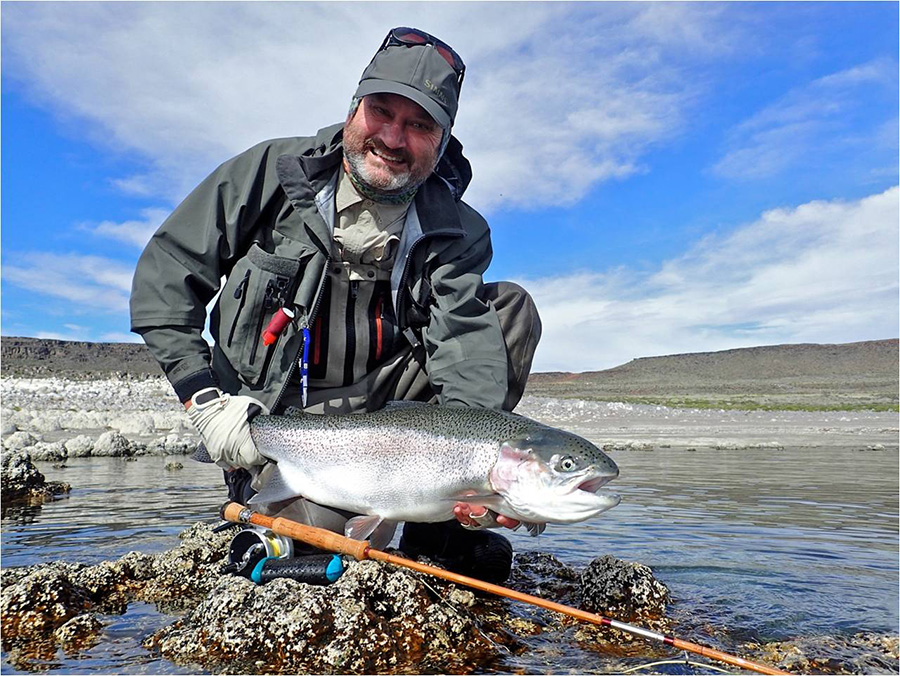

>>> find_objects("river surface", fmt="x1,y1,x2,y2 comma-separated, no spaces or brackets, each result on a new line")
3,436,897,674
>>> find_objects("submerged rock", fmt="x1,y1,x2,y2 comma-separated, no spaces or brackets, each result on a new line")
747,632,900,674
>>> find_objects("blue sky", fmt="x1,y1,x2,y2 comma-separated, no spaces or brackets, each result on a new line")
2,2,898,372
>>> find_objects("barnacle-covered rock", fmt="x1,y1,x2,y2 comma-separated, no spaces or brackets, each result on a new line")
580,554,669,622
0,450,70,504
145,558,500,674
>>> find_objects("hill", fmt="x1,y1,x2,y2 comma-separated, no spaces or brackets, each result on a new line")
0,337,163,378
526,339,898,410
2,336,897,410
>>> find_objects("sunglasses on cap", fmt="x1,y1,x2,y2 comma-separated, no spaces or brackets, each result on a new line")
380,27,466,87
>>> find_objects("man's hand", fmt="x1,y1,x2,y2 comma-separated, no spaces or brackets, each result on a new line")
453,502,520,530
186,387,269,470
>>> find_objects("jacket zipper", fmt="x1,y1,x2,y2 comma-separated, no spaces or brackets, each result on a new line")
395,230,463,338
227,269,252,348
271,255,331,412
343,280,360,386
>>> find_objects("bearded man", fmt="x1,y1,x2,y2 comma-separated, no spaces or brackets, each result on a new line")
130,27,541,583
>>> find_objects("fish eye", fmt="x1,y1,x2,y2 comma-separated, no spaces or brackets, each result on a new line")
558,455,578,472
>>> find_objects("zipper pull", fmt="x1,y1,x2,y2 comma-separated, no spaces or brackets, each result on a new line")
350,280,359,300
300,325,311,408
263,280,276,310
234,270,251,299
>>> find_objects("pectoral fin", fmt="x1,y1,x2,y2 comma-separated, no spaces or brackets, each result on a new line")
525,522,546,537
248,465,298,505
345,515,398,549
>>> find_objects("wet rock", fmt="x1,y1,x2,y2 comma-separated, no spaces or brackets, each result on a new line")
747,631,899,674
64,434,94,457
93,430,134,457
137,522,235,609
0,450,70,503
3,431,38,451
508,551,581,606
165,461,184,470
580,555,669,622
54,613,103,654
1,565,92,643
146,559,498,674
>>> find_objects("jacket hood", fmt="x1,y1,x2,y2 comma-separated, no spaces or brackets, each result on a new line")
299,122,473,201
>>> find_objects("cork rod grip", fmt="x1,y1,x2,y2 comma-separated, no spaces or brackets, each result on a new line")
219,502,371,560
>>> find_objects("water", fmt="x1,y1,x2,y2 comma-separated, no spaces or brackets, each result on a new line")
2,434,898,672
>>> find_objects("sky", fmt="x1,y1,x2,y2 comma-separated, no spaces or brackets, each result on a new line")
2,2,898,373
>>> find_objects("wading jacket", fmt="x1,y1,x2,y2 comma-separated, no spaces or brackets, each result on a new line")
129,123,508,412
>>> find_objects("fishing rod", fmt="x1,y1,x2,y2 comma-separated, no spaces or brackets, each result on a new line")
220,502,789,676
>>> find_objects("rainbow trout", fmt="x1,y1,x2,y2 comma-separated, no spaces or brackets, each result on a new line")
246,402,619,542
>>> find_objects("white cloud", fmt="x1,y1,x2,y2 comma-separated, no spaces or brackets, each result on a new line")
100,332,144,343
87,207,170,248
2,253,134,313
520,186,899,372
1,2,734,211
713,59,898,180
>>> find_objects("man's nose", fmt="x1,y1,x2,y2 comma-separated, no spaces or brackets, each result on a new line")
379,120,406,149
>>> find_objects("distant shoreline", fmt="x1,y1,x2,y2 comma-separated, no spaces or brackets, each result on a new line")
2,336,897,412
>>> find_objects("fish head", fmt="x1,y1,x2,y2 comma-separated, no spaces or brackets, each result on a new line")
489,425,620,524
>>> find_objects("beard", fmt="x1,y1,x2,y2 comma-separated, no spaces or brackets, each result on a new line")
342,125,437,198
344,141,416,193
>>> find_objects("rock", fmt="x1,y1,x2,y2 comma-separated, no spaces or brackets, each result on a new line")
92,431,133,457
1,565,92,643
165,461,183,471
580,555,669,622
146,559,498,674
29,415,62,434
64,435,94,458
28,441,67,462
0,450,70,504
1,419,18,435
747,631,900,674
112,413,156,436
53,613,103,654
3,431,38,451
508,551,581,605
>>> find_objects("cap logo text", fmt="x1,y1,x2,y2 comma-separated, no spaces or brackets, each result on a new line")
424,79,447,104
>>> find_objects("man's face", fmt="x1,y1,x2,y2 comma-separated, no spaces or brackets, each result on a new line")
343,93,443,193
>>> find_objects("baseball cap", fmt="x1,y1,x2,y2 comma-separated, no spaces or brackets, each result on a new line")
354,28,464,128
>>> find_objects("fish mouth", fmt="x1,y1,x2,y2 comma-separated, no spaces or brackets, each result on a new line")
575,471,617,494
577,476,610,493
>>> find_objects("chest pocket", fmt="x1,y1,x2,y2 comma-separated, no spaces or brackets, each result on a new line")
213,243,303,385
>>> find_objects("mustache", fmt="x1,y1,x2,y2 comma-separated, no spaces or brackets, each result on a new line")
365,140,411,164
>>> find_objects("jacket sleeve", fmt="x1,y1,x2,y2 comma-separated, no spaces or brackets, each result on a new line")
421,209,508,410
129,141,285,401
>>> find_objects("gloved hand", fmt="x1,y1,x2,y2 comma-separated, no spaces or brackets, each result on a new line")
186,387,269,470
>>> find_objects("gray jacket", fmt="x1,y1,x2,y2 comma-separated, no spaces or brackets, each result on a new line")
130,123,508,411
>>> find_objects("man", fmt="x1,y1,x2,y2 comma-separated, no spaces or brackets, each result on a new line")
130,27,541,583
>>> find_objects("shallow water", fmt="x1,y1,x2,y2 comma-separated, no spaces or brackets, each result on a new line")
2,432,898,673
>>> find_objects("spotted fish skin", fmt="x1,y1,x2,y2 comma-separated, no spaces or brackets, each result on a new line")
249,402,620,530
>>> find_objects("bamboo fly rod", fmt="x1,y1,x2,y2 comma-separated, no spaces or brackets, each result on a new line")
220,502,789,676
